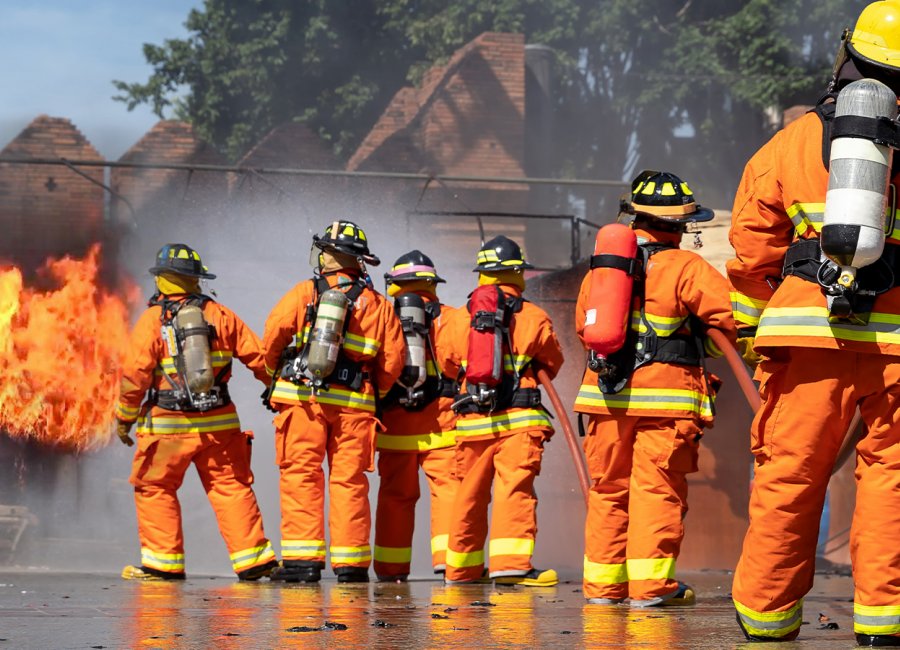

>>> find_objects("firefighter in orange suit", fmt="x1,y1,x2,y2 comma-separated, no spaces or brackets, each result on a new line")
263,220,404,584
115,243,277,581
729,4,900,645
374,251,459,581
574,172,736,607
442,236,564,586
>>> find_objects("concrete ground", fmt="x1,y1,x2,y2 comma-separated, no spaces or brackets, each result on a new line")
0,570,861,649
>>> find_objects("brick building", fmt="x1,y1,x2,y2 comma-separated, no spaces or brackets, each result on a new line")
0,116,104,271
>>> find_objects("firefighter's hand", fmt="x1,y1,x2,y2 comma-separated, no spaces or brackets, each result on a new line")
736,335,762,370
260,388,278,413
116,420,135,447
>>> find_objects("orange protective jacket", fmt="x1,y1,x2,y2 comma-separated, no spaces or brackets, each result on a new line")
728,109,900,354
263,273,405,411
440,284,564,441
116,294,269,434
377,296,457,452
573,228,736,424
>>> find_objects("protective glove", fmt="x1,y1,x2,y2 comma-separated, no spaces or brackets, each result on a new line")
736,328,762,370
116,419,135,447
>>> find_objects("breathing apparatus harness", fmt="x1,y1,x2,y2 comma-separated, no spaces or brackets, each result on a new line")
384,299,457,411
587,243,709,397
148,292,230,412
781,95,900,324
276,274,369,395
451,286,544,415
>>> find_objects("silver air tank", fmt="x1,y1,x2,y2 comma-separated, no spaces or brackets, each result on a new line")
307,289,351,381
822,78,897,289
396,293,428,390
174,304,214,394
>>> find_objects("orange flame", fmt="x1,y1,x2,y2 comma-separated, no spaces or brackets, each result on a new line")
0,245,137,451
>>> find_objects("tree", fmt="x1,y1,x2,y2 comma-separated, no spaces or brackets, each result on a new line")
115,0,868,203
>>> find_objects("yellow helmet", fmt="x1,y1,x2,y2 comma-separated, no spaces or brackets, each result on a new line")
848,1,900,72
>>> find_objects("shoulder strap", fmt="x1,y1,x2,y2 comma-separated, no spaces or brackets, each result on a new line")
813,100,836,171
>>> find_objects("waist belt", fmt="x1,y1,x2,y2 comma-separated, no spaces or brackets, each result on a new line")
640,334,702,367
454,387,543,415
282,354,368,391
154,385,231,412
383,376,458,411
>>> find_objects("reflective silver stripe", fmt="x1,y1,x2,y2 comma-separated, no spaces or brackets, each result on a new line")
855,613,900,628
737,609,803,632
330,550,371,559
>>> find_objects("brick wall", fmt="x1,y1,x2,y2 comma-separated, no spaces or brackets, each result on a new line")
0,116,104,269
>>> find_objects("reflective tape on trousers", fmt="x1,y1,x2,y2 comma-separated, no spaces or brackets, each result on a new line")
854,604,900,635
583,557,628,585
734,599,804,637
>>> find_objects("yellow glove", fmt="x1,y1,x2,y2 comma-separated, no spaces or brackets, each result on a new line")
116,420,135,447
737,336,762,370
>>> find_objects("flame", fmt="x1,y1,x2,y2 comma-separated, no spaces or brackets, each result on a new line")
0,245,137,451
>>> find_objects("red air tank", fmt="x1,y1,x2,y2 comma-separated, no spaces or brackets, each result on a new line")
465,285,504,386
583,223,638,356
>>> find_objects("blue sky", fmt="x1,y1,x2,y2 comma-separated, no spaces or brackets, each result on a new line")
0,1,200,159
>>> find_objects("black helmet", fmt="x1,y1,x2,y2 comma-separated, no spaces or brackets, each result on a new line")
149,243,215,279
385,249,445,284
473,235,534,272
620,170,714,225
312,220,380,266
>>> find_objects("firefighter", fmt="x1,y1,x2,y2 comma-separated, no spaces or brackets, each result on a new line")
728,3,900,644
373,251,459,581
574,172,736,607
441,236,564,586
263,220,404,584
115,243,277,581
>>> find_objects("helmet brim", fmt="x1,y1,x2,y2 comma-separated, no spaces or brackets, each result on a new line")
634,205,715,224
313,238,380,266
472,261,535,272
149,265,216,280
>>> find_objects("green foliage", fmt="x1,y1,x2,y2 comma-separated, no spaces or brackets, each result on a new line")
115,0,869,201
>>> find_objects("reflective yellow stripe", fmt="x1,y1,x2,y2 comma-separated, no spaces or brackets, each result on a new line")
734,599,804,638
758,306,900,344
630,310,686,335
788,202,900,242
704,336,723,358
230,542,276,571
854,603,900,635
376,430,456,451
583,557,628,585
136,412,241,435
730,291,768,327
330,545,372,562
115,402,140,420
373,546,412,563
446,548,485,569
626,557,676,581
575,385,713,418
160,350,233,374
488,538,534,558
272,380,376,411
141,548,185,571
282,539,326,558
431,534,449,554
455,408,553,437
343,332,380,356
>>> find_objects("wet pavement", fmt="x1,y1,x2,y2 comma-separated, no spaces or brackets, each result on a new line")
0,570,859,648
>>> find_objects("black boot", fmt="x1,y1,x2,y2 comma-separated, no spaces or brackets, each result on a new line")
237,559,278,582
856,634,900,647
335,566,369,583
270,560,323,584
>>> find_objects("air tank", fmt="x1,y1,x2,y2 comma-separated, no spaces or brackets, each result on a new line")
822,78,897,287
396,293,428,390
174,304,214,394
307,289,351,381
583,223,638,356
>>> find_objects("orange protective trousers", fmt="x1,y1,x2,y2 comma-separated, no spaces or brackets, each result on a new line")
374,447,457,576
129,430,274,577
733,347,900,638
445,430,544,582
275,401,376,569
583,415,700,601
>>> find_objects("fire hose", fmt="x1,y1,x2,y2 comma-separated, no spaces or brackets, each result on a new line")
537,368,591,506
